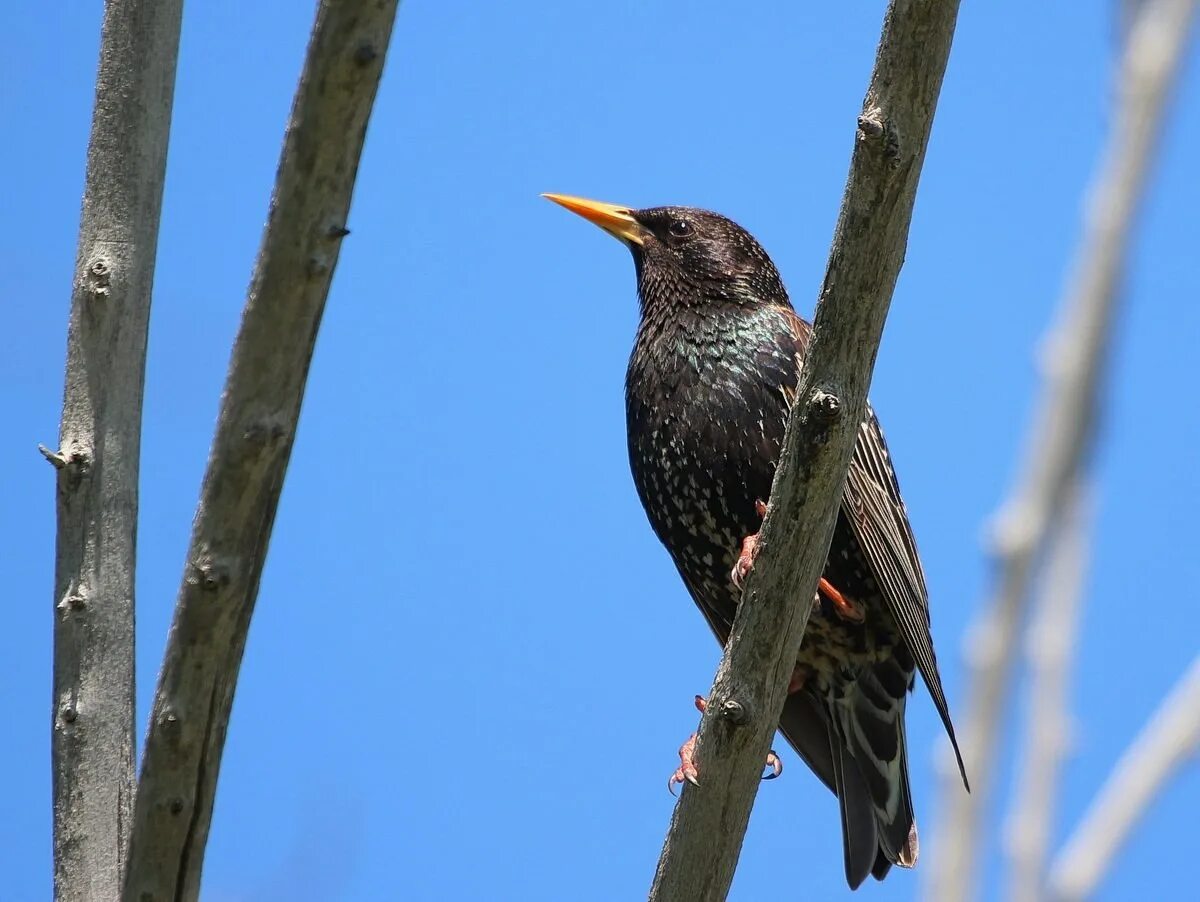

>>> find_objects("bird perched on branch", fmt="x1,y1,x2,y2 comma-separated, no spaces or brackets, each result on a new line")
544,193,968,890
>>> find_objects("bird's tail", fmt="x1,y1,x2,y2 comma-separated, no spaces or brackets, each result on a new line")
828,724,884,889
777,674,918,890
831,659,919,887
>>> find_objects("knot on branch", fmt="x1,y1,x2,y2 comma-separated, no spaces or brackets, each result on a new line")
39,443,89,488
308,224,350,276
719,698,750,726
354,43,379,66
857,110,885,139
308,254,332,277
85,257,112,298
857,108,902,168
808,389,842,422
242,414,290,457
154,707,187,755
187,552,234,593
57,591,87,616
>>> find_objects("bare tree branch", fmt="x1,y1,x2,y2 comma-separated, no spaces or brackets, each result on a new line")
647,2,962,899
1048,655,1200,900
926,3,1199,900
1006,480,1092,902
120,2,400,899
1120,0,1149,44
48,2,183,899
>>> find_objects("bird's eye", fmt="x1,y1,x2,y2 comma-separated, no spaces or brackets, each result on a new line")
668,219,691,238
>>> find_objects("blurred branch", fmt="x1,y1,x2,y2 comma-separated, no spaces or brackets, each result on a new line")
1048,655,1200,900
927,2,1199,900
1120,0,1148,43
47,1,182,899
120,2,399,899
647,1,962,899
1005,480,1092,902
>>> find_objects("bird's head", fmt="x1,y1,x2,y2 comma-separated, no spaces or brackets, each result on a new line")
543,194,788,314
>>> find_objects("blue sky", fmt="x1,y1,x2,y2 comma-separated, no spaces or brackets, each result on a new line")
5,2,1198,900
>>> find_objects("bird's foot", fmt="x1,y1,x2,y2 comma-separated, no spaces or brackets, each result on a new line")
669,732,700,794
731,500,769,590
731,534,758,590
667,695,784,795
667,695,708,792
817,577,866,623
731,497,864,626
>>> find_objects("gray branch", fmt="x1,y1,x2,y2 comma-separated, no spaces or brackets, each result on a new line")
1048,655,1200,900
926,2,1199,900
120,2,400,899
48,2,183,899
1005,480,1092,902
647,2,962,899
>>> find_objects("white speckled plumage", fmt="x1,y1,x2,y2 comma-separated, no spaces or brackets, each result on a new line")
548,196,967,890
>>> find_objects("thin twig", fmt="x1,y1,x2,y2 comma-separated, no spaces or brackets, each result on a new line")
1048,655,1200,900
926,3,1199,900
120,2,400,899
48,2,182,899
1005,480,1092,902
647,2,962,899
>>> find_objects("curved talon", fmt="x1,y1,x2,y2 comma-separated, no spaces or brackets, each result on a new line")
731,500,769,590
668,733,700,796
668,696,708,795
667,726,783,794
731,532,759,589
764,750,783,780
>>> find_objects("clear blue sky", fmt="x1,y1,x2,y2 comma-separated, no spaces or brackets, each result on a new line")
5,3,1198,900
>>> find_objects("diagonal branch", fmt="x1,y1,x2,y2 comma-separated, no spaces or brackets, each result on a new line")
47,2,183,899
1048,655,1200,900
120,2,400,899
647,2,962,899
926,3,1199,900
1005,480,1092,902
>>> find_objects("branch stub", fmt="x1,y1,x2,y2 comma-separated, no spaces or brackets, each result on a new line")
720,699,749,726
809,389,842,422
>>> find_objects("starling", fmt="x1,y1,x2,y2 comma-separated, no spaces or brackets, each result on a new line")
545,194,969,890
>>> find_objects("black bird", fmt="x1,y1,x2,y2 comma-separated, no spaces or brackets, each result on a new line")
545,194,968,889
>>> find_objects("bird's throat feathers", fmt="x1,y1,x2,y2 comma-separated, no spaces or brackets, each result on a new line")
633,246,788,321
619,204,802,411
627,296,801,417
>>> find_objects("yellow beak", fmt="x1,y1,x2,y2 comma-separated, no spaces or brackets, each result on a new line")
542,193,645,246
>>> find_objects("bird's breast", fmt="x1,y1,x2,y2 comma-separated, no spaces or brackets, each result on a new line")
624,310,798,606
621,307,907,699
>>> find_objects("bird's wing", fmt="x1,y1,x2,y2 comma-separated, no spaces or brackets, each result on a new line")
843,402,968,789
776,305,968,788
